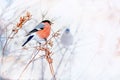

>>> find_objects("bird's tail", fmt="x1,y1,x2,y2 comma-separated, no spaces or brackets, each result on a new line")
22,35,34,46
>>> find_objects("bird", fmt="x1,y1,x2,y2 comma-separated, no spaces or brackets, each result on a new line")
22,20,52,46
60,28,73,48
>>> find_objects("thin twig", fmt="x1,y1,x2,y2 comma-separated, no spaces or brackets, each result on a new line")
1,31,13,64
1,12,31,64
54,48,68,77
44,45,56,80
49,63,56,80
18,50,40,79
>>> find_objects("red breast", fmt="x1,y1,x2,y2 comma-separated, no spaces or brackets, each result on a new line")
36,22,51,39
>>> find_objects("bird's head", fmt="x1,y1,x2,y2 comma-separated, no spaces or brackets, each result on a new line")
65,28,70,33
36,20,52,30
42,20,52,25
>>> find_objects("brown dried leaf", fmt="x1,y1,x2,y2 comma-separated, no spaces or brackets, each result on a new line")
48,40,53,47
53,32,60,37
16,12,31,29
26,12,31,18
20,17,24,22
16,23,20,27
47,57,53,63
22,17,26,22
12,29,18,33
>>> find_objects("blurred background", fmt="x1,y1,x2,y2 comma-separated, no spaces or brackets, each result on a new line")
1,0,120,80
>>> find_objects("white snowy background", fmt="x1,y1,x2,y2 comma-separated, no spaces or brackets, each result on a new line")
1,0,120,80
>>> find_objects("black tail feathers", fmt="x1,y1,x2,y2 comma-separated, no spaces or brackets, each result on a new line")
22,35,34,46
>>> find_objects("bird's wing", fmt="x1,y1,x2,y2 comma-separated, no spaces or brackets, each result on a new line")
26,23,45,36
26,29,38,36
35,23,45,30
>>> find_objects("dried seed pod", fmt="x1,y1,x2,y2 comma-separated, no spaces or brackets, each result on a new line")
26,12,32,19
12,29,18,33
48,40,53,47
47,57,53,63
52,31,60,37
16,12,31,29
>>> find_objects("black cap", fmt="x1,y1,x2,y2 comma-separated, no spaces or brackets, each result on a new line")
65,28,70,32
42,20,52,25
